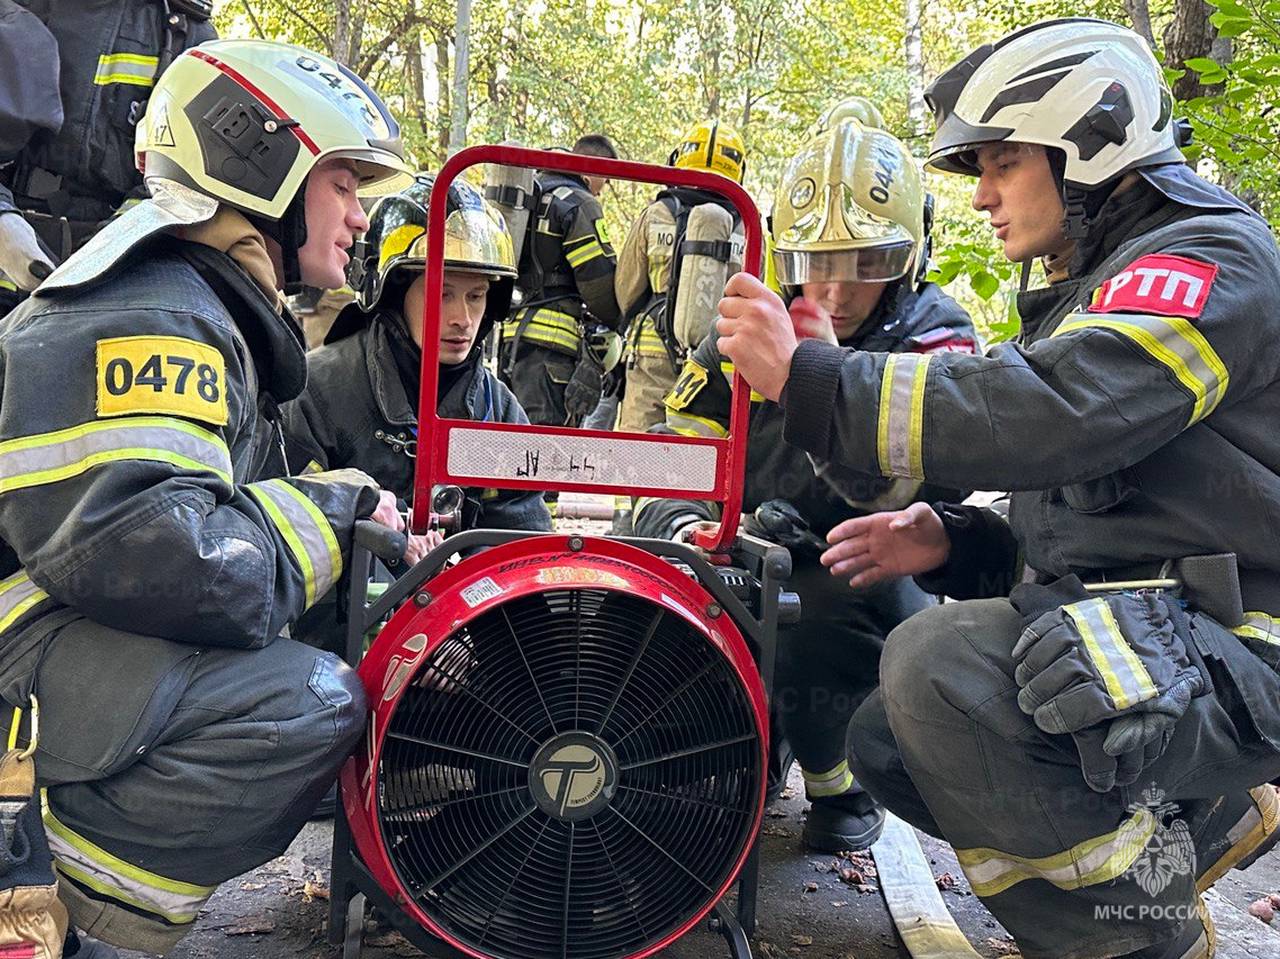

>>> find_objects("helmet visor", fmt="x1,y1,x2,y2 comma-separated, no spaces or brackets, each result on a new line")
773,242,914,286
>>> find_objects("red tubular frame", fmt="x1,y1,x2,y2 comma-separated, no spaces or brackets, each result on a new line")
413,145,762,552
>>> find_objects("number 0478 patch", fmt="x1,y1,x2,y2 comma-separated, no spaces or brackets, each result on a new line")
96,336,228,426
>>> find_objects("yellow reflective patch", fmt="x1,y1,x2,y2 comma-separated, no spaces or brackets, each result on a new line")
96,336,228,426
666,361,709,412
594,218,611,247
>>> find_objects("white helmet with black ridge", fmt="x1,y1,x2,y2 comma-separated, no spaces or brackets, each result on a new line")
925,18,1189,235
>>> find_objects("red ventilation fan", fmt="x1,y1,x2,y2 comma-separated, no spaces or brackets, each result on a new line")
329,146,795,959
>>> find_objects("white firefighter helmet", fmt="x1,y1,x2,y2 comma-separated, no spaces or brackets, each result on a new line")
925,18,1182,189
772,118,926,288
136,39,413,221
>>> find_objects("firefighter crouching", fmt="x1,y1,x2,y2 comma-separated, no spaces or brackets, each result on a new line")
282,173,552,651
0,40,413,955
634,117,976,852
717,18,1280,959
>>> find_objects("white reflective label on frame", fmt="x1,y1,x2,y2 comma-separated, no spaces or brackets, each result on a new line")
446,427,719,493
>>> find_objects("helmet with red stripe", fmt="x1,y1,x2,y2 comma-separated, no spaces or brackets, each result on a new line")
136,39,412,221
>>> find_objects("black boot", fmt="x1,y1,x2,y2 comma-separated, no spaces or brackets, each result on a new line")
64,929,121,959
802,787,886,852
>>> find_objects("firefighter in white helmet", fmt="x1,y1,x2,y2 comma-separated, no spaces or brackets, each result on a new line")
0,39,412,956
716,18,1280,959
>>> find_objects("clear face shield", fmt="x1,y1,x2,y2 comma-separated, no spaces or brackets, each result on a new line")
772,241,915,287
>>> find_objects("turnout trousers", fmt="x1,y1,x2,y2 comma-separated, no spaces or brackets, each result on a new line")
776,562,934,800
9,617,365,953
848,599,1280,959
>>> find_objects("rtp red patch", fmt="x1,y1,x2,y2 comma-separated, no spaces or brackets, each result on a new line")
1088,253,1218,319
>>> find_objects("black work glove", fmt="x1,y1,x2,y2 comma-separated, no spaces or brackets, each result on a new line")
746,499,828,557
1010,577,1207,793
563,352,604,423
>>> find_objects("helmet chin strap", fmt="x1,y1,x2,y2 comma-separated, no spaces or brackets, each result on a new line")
250,186,310,296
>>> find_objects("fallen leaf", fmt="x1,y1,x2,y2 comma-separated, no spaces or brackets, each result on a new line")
303,879,330,902
935,871,957,892
830,900,849,907
1248,898,1275,923
986,937,1021,956
790,933,813,946
225,918,275,936
779,788,796,801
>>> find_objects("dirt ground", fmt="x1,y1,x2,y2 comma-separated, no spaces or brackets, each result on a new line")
117,767,1280,959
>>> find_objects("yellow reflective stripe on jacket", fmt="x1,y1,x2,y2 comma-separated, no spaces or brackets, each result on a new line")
246,480,342,608
0,571,50,636
1053,314,1228,426
802,760,855,798
628,318,668,359
668,410,728,439
877,353,931,479
717,361,765,403
1062,598,1159,710
93,53,159,87
45,803,215,925
565,237,605,269
956,806,1156,898
0,416,233,495
0,276,15,292
1234,612,1280,646
501,310,580,352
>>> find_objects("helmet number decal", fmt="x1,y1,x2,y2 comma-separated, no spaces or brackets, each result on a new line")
869,141,901,204
294,56,378,129
96,336,228,426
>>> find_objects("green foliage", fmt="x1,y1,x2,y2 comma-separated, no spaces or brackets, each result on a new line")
212,0,1276,346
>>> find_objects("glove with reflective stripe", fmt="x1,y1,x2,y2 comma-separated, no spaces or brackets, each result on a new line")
0,213,55,292
1010,576,1207,792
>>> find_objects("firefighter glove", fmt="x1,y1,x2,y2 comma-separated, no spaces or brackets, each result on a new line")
1010,578,1207,792
0,213,55,292
564,351,604,422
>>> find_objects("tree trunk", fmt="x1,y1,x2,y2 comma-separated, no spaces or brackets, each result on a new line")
1124,0,1156,46
436,31,451,162
409,31,429,141
449,0,473,156
1164,0,1228,99
905,0,926,136
333,0,351,65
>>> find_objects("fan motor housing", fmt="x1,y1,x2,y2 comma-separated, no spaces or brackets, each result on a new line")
341,535,768,959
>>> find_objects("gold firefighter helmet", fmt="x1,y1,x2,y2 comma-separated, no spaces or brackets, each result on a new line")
136,39,413,220
808,96,885,137
356,173,516,321
669,120,746,183
771,118,925,289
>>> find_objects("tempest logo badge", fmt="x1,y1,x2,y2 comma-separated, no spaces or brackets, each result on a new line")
540,745,605,816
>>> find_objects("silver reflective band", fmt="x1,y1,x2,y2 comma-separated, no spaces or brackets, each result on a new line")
1062,598,1158,711
877,353,931,479
94,53,159,87
0,416,232,495
246,480,343,608
957,807,1156,898
0,571,50,636
1053,313,1228,426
